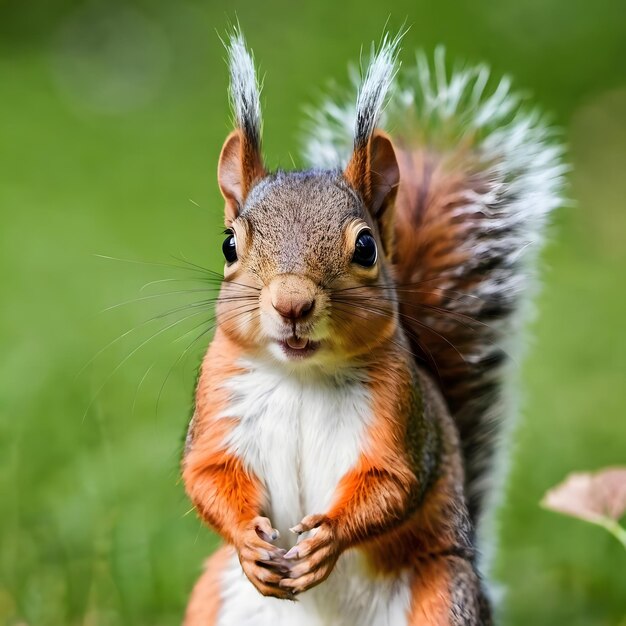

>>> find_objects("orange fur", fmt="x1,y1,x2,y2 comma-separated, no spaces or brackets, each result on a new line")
321,358,484,624
344,141,368,199
184,546,233,626
408,557,453,626
362,474,463,572
326,358,473,572
326,349,421,547
183,330,263,544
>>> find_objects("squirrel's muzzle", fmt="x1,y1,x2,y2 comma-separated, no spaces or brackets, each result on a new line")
268,274,316,321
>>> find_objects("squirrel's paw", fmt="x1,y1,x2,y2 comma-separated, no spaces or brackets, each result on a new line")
280,514,341,595
236,516,294,600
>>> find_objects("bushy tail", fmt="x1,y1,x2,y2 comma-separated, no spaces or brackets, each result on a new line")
303,48,566,528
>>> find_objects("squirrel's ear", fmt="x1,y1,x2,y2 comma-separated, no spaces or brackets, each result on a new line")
345,129,400,255
217,128,266,223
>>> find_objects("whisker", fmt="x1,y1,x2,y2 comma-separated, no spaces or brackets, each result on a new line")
334,306,442,379
219,280,262,292
96,252,261,293
100,288,224,314
79,300,213,379
82,307,218,421
372,302,468,364
332,299,468,367
155,316,216,418
139,277,203,293
155,305,260,417
81,288,260,382
332,280,483,303
337,293,511,362
334,293,489,330
132,362,156,421
332,305,436,373
95,253,208,275
101,285,260,314
172,253,242,283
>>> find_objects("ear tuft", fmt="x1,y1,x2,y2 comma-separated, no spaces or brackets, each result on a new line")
344,32,403,255
218,29,266,223
353,32,402,148
226,29,263,152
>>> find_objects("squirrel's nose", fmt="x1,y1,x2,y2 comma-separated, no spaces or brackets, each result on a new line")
272,297,314,320
269,274,316,321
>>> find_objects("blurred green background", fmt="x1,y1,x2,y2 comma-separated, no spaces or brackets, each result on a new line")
1,0,625,624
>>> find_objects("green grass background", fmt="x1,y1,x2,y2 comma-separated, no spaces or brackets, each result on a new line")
1,0,625,624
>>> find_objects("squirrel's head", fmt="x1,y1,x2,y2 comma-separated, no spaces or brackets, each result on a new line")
215,32,401,368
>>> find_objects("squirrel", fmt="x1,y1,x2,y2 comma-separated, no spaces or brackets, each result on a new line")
181,31,565,626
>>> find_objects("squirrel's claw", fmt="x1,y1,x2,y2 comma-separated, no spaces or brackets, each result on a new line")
236,516,294,600
255,517,280,542
281,516,341,594
289,513,327,536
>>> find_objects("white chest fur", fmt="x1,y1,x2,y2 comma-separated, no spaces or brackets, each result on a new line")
215,360,412,626
220,360,372,542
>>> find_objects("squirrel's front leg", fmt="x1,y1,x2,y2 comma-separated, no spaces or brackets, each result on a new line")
280,455,420,595
280,361,424,595
184,334,293,600
184,437,294,599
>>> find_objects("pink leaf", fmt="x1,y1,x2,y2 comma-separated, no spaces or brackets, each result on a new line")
542,467,626,525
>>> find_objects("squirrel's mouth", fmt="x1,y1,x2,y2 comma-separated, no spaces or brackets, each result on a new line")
277,336,320,359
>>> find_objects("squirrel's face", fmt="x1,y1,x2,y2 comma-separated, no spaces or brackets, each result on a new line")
214,123,400,368
212,32,404,367
217,171,397,366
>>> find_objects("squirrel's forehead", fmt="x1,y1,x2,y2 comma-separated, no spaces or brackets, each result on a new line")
238,173,365,275
241,172,364,234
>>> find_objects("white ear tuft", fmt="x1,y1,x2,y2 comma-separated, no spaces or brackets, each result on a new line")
353,32,403,147
225,28,262,149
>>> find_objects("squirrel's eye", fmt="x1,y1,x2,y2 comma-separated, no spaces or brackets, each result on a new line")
352,230,377,267
222,231,238,264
